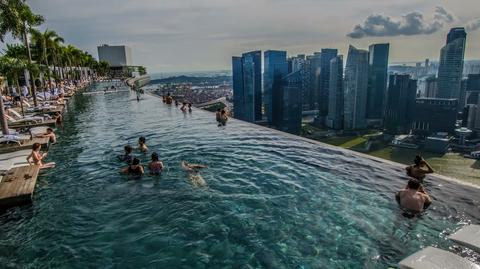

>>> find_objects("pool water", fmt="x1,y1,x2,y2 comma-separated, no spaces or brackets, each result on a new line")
0,82,479,268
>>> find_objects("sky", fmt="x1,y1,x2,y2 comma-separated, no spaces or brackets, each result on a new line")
4,0,480,73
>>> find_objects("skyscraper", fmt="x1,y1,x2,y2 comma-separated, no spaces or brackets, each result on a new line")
411,98,458,135
326,55,344,129
232,51,262,122
424,76,438,98
318,49,338,119
274,71,302,134
366,43,389,120
264,50,288,124
437,27,467,99
344,45,369,130
383,74,417,134
304,53,322,111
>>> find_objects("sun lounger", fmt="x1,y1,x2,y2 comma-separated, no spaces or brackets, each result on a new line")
399,247,480,269
0,150,31,161
449,225,480,253
7,109,46,122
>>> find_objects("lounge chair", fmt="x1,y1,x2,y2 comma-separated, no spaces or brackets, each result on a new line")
7,109,47,122
399,246,480,269
449,224,480,253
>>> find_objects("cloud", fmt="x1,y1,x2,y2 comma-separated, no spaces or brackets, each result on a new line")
466,18,480,31
347,6,454,38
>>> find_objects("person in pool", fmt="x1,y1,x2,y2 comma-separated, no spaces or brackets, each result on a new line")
175,100,179,106
180,102,187,112
405,155,434,182
148,152,164,175
118,145,133,164
121,157,144,176
188,103,192,113
396,179,432,214
138,137,148,152
215,108,221,123
27,143,55,169
35,127,56,144
218,109,228,126
165,93,173,104
181,161,208,186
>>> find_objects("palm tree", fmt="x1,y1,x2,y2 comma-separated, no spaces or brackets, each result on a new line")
30,28,63,89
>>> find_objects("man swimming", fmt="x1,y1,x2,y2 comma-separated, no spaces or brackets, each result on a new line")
121,157,144,176
396,179,432,214
118,145,133,164
181,161,207,186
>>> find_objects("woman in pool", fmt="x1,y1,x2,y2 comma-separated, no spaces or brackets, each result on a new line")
148,152,164,175
121,157,144,176
27,143,55,169
138,137,148,153
405,155,434,182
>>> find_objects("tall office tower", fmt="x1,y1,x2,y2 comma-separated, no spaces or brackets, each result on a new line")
366,43,389,120
304,53,322,111
344,45,369,130
291,54,306,72
437,27,467,99
462,104,477,129
232,51,262,122
383,74,417,134
425,58,430,75
411,98,458,135
326,55,344,129
264,50,288,124
272,71,302,134
425,76,438,97
318,49,338,119
466,74,480,105
288,54,308,110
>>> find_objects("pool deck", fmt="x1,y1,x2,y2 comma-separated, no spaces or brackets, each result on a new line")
0,137,50,154
0,165,40,209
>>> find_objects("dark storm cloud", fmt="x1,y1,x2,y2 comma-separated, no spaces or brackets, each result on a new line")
347,6,455,38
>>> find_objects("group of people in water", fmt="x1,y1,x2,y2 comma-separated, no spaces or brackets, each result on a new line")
396,155,435,215
118,136,208,186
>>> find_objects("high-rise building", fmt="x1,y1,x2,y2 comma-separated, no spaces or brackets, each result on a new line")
424,76,438,98
366,43,389,120
264,50,288,124
411,98,458,135
383,74,417,134
437,28,467,99
344,45,369,130
318,49,338,118
274,71,302,134
466,74,480,105
326,55,344,129
288,54,308,110
97,44,133,66
232,51,262,122
304,53,321,111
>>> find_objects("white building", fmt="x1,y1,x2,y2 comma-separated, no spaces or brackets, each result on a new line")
97,45,133,67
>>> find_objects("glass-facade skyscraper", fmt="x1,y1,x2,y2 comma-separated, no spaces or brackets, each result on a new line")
318,49,338,118
344,45,369,130
383,74,417,134
366,43,389,120
277,71,303,134
437,27,467,99
232,51,262,122
326,55,344,129
264,50,288,125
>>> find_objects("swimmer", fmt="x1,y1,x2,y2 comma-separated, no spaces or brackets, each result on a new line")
215,108,221,123
27,143,55,169
181,161,207,186
148,152,164,175
138,136,148,152
395,179,432,214
218,109,228,126
35,127,56,144
405,155,434,182
180,102,187,112
165,93,173,104
121,157,144,176
118,145,133,164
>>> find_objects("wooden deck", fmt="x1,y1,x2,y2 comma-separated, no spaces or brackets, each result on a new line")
0,165,40,209
0,137,50,154
8,119,57,129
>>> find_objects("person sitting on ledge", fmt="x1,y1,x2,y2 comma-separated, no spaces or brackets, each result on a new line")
27,143,55,169
405,155,434,182
138,136,148,153
35,127,56,144
396,179,432,214
118,145,133,164
148,152,164,175
121,157,144,176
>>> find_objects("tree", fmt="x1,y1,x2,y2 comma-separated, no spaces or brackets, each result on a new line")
138,66,147,76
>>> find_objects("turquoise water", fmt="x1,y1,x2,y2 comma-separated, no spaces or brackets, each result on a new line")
0,82,479,268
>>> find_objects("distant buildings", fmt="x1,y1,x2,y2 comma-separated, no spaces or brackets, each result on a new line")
344,45,369,130
264,50,288,125
424,76,438,98
437,27,467,99
383,74,417,134
411,98,458,135
366,43,389,121
97,44,134,77
278,71,303,134
304,53,321,111
318,49,338,119
326,55,344,129
232,51,262,122
466,74,480,105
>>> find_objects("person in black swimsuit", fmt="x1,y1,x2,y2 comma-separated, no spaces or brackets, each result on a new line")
121,158,144,176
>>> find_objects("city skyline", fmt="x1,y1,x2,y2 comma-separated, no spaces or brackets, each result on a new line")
1,0,479,73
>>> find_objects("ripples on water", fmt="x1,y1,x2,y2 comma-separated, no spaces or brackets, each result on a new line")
0,83,479,268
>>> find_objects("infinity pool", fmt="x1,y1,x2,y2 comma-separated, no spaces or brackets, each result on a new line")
0,82,479,268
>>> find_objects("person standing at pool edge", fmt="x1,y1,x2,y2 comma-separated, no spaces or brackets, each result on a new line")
396,179,432,213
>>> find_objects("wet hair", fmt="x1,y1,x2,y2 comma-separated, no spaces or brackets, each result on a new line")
414,155,422,166
139,137,146,144
132,158,140,165
47,128,53,132
124,145,133,154
151,152,159,161
32,143,41,150
407,179,421,190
